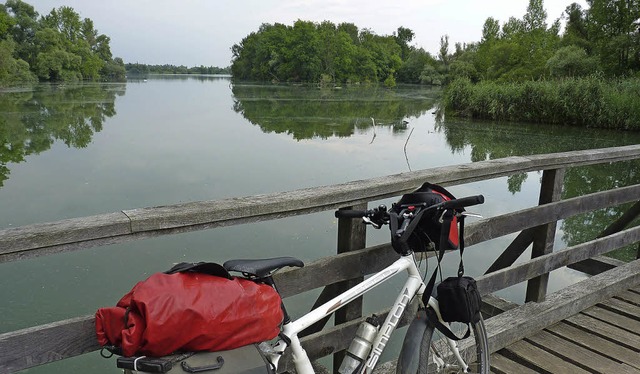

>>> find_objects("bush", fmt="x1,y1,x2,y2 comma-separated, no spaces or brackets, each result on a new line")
443,76,640,130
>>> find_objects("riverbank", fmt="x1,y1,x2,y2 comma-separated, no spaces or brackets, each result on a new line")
443,77,640,131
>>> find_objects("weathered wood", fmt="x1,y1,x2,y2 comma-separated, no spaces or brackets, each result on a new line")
490,352,540,374
567,255,626,275
526,168,564,302
333,203,367,373
484,228,535,274
273,243,399,298
616,290,640,306
569,200,640,274
0,212,132,263
525,329,637,373
566,313,640,351
476,226,640,296
0,315,99,374
483,258,640,354
500,340,591,374
599,297,640,319
465,183,640,247
547,322,640,370
3,145,640,261
581,305,640,334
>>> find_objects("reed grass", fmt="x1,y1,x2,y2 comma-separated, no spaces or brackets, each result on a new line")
443,77,640,130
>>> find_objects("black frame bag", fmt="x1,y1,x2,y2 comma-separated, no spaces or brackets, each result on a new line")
437,276,482,324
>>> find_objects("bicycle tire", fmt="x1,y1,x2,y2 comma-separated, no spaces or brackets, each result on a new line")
416,316,489,374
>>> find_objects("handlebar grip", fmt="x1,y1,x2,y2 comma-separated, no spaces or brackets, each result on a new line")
442,195,485,210
335,209,368,218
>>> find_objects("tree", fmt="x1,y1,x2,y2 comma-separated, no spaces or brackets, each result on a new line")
546,45,598,77
394,26,414,60
481,17,500,43
586,0,640,75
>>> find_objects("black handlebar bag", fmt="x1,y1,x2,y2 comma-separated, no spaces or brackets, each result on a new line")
392,182,461,253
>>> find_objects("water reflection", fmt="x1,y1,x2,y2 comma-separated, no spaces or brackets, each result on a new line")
0,83,126,187
231,83,440,140
438,119,640,258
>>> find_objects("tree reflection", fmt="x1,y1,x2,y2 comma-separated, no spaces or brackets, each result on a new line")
437,118,640,259
231,83,439,140
0,83,125,186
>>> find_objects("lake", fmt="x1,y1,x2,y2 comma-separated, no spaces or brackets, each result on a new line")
2,75,640,373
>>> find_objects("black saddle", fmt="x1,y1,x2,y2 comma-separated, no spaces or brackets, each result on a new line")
223,256,304,278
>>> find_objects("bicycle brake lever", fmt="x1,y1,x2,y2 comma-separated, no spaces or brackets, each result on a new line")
460,212,483,219
363,216,381,229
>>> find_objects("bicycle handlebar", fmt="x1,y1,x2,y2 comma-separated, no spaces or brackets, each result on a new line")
334,194,485,220
335,209,369,218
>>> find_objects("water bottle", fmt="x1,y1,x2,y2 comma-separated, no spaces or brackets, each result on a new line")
338,315,379,374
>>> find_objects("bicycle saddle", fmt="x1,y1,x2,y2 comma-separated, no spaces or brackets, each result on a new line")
223,256,304,278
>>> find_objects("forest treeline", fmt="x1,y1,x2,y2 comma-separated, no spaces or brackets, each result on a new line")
442,0,640,129
125,63,230,76
231,0,640,86
0,0,126,86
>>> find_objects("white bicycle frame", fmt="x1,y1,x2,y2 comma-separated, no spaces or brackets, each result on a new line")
265,253,468,374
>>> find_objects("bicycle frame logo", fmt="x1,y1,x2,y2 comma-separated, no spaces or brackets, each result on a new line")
366,287,412,370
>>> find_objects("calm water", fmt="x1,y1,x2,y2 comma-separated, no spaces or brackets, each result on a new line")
2,76,640,373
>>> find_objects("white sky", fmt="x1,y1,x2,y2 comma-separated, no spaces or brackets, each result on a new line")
24,0,587,67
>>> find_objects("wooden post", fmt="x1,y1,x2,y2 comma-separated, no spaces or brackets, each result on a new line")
333,203,367,373
525,168,565,302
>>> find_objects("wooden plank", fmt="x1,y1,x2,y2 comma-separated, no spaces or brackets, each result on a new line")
274,243,400,298
526,329,638,373
563,313,640,350
616,290,640,306
490,352,540,374
484,228,535,274
502,340,591,374
3,146,640,259
465,183,640,247
581,305,640,334
599,297,640,320
0,212,132,263
333,203,367,373
526,168,564,302
0,315,99,374
547,322,640,369
483,258,640,354
476,226,640,296
565,313,640,351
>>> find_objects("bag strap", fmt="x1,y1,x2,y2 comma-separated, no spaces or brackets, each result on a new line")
421,211,472,341
164,262,232,279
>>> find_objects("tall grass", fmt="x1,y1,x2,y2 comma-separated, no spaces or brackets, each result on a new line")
443,77,640,130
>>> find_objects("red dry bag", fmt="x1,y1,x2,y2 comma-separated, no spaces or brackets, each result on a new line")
95,262,283,357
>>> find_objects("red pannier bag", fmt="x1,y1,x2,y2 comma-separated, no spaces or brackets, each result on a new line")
95,262,283,357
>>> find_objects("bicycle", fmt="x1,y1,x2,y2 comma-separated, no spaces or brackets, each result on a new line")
117,188,489,374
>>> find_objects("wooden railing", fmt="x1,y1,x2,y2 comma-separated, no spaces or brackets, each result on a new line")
2,145,640,373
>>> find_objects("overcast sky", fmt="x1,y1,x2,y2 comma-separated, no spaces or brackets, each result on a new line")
25,0,587,68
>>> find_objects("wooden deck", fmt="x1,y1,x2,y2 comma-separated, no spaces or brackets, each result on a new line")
488,285,640,374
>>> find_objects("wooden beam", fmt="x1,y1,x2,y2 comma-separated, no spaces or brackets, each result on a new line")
483,258,640,354
465,183,640,247
3,145,640,261
484,227,535,274
476,226,640,296
0,316,99,374
526,168,565,302
333,203,367,372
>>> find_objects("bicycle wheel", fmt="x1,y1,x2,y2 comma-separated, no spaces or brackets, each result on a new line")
417,316,489,374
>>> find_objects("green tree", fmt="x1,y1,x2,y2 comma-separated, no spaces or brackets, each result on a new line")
4,0,39,66
586,0,640,75
546,45,598,77
394,26,414,60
